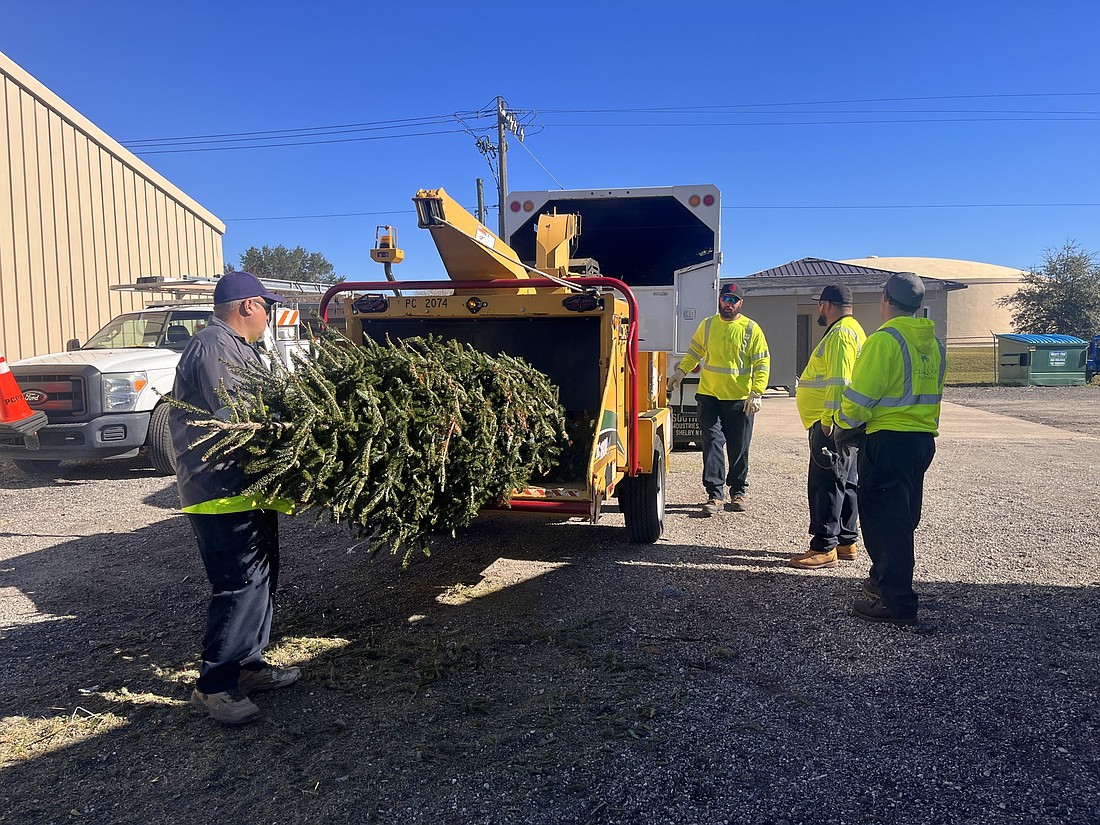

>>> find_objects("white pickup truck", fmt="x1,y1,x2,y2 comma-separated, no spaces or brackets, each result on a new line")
0,305,215,475
0,276,332,476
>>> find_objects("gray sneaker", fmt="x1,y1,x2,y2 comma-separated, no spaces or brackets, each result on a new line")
238,666,302,695
191,687,261,725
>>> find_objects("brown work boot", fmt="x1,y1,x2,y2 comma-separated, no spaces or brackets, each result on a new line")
852,594,917,627
239,665,301,695
836,543,859,561
701,498,721,516
788,548,839,569
191,687,261,725
727,493,746,512
861,577,881,598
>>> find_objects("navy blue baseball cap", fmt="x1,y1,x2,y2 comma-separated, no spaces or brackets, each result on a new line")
213,271,284,305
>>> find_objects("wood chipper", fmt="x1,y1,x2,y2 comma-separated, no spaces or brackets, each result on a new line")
319,188,672,542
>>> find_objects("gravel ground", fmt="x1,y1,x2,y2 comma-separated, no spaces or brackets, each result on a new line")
0,385,1098,824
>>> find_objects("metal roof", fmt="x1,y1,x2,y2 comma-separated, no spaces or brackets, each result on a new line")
996,333,1087,345
747,257,903,279
735,257,968,298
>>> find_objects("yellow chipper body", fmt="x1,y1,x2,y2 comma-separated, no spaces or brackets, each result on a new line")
320,188,671,542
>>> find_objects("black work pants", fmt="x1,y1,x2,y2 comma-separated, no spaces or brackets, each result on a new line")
857,431,936,619
807,422,859,551
187,509,280,694
698,393,753,501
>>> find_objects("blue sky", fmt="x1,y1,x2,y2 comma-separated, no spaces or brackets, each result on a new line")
4,1,1099,281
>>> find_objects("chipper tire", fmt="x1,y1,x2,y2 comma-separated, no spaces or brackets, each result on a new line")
620,436,666,544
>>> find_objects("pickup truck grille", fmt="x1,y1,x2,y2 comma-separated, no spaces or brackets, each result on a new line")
12,372,87,420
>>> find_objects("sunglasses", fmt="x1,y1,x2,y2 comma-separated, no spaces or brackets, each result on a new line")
720,295,741,304
251,297,274,315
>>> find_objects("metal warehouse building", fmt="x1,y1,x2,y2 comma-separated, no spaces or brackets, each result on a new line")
1,49,224,361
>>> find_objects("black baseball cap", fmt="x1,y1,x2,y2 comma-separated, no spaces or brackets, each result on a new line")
214,271,284,305
720,282,744,302
816,284,853,306
882,272,925,311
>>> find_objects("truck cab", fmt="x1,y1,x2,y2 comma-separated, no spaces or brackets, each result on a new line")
0,305,212,475
0,275,331,476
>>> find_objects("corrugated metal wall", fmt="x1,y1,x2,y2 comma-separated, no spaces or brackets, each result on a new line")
0,50,225,361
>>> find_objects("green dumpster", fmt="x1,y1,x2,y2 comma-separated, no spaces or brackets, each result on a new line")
995,334,1088,386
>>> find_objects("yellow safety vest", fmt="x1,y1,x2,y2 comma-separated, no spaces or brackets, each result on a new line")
796,315,866,430
679,314,770,400
838,317,946,436
182,495,296,516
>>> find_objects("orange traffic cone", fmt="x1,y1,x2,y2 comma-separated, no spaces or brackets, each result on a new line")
0,349,47,436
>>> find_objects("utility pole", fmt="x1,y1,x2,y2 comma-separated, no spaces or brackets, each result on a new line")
471,97,525,237
476,178,486,225
496,96,509,238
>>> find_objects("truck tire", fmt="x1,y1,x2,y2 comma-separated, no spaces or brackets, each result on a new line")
620,437,665,544
12,459,62,476
147,402,176,476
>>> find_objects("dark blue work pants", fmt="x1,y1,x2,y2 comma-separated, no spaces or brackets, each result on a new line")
187,509,280,694
807,422,859,551
857,431,936,620
697,393,753,501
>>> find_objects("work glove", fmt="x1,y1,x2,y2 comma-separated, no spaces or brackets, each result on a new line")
743,393,762,416
667,368,686,395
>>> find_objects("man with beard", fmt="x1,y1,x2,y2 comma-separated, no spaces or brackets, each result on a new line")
790,284,866,570
668,282,770,516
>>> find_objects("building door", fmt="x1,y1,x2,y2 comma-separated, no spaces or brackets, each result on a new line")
796,313,811,376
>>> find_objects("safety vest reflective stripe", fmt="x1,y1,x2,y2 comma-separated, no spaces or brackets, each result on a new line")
798,377,850,389
698,318,760,372
812,324,861,359
702,364,754,375
842,329,946,409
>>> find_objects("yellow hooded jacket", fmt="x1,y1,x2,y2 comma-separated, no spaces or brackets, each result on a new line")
837,316,946,436
796,315,866,430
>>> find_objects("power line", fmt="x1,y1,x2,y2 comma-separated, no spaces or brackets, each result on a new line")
131,128,471,155
534,92,1100,113
121,92,1100,154
222,202,1100,223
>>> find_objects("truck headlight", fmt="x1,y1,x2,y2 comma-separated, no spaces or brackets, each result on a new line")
102,372,149,412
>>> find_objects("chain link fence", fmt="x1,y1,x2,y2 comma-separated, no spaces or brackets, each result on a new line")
944,336,997,384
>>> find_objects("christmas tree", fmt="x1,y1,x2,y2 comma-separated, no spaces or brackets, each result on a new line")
181,332,570,561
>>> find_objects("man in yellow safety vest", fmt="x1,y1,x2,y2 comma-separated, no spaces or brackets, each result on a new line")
790,284,866,570
836,272,946,626
668,282,770,516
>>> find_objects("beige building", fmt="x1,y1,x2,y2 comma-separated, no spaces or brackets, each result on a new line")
1,49,224,361
842,256,1026,345
726,255,1027,392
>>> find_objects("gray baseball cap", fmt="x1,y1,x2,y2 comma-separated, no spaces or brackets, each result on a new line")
882,272,925,311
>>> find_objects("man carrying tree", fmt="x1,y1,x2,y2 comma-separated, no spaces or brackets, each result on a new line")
170,271,301,725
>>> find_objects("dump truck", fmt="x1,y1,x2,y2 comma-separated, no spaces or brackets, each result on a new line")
0,276,330,476
320,188,671,543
